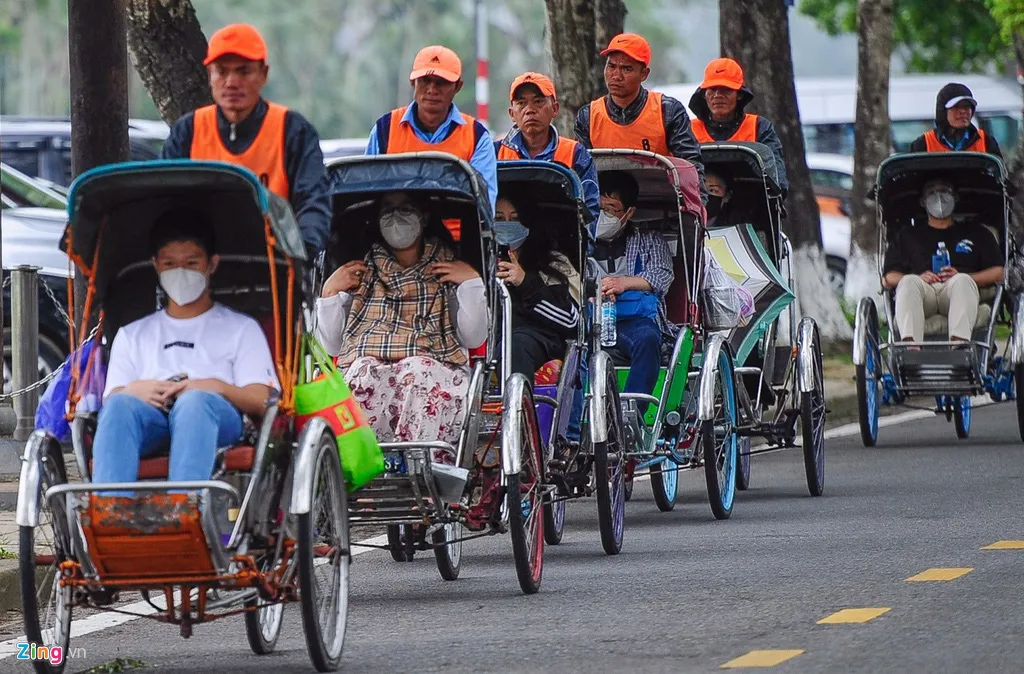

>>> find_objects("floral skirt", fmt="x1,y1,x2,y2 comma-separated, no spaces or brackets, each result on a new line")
344,356,469,464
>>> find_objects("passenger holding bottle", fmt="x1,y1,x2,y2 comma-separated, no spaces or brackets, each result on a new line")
882,179,1003,343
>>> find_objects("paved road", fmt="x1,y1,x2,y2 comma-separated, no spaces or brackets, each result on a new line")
1,403,1022,673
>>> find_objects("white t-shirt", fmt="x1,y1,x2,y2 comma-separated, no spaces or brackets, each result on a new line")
103,303,280,399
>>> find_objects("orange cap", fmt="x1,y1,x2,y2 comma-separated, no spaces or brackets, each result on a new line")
204,24,268,65
700,58,745,90
509,72,557,101
409,46,462,83
600,33,652,67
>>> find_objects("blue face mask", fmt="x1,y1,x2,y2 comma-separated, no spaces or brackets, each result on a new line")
493,220,530,250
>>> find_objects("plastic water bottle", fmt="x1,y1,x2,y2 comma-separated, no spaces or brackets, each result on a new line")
600,296,617,347
932,242,951,274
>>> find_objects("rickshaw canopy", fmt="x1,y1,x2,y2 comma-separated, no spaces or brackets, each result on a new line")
326,152,492,270
700,142,783,196
590,150,706,228
875,152,1009,243
496,159,586,271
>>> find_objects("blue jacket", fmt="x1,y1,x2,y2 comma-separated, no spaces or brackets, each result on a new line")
162,98,332,257
495,125,600,233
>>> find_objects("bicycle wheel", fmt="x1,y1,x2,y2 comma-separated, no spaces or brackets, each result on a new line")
432,523,462,581
954,395,971,439
20,437,71,674
297,428,350,672
801,322,826,497
543,498,565,545
505,376,545,594
650,458,679,512
244,555,285,655
702,345,738,520
735,436,751,491
594,359,625,555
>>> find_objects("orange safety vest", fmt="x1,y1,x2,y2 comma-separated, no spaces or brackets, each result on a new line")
589,91,669,155
497,136,578,168
386,106,477,160
190,102,290,199
923,128,987,153
691,114,759,144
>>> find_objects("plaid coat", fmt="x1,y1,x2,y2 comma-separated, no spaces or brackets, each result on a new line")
339,239,466,368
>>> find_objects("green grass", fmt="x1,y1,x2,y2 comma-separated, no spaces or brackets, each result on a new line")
83,659,149,673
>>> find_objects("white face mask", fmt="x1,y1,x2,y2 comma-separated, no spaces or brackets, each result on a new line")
380,210,424,250
159,268,208,306
925,191,955,219
596,210,627,241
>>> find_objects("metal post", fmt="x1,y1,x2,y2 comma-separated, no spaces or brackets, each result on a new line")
474,0,489,129
12,266,40,442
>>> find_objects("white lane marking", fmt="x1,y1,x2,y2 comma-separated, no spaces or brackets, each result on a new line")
0,533,391,657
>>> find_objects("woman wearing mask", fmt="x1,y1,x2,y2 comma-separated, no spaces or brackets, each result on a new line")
315,191,488,459
494,194,582,381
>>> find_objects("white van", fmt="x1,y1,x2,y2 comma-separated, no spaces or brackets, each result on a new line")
655,74,1022,157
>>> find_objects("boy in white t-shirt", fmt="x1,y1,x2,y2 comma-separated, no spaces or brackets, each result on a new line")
91,209,280,486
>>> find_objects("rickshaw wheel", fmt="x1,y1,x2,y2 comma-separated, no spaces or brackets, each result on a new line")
20,438,71,674
703,345,738,520
386,525,415,562
505,378,545,594
594,363,626,555
954,396,971,439
1016,365,1024,442
855,299,881,447
801,324,826,498
432,523,462,581
543,498,565,545
651,458,679,512
297,428,350,672
244,574,284,655
623,461,635,502
735,437,752,491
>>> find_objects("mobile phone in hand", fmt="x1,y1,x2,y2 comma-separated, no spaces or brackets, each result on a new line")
498,244,511,263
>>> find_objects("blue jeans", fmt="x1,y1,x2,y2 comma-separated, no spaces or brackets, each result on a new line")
615,317,662,397
91,390,244,487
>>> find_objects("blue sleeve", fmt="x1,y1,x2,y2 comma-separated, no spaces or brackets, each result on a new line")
574,103,593,149
283,111,331,255
471,123,498,217
573,143,600,234
161,113,195,159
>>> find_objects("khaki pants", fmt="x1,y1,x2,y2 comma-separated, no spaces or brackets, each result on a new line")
894,273,979,341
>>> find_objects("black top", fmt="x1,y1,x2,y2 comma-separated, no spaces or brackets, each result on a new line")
882,220,1002,276
162,98,332,256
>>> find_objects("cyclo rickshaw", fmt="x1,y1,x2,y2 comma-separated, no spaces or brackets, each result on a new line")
323,153,549,594
699,142,826,496
589,149,742,520
16,161,350,673
853,151,1019,445
494,159,629,556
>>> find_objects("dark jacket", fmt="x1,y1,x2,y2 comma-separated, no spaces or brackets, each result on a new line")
162,98,332,256
908,83,1002,158
574,88,706,202
688,83,789,193
508,262,580,344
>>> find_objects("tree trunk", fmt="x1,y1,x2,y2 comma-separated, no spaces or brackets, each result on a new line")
845,0,893,307
68,0,131,323
543,0,626,137
125,0,210,125
720,0,851,340
1009,35,1024,238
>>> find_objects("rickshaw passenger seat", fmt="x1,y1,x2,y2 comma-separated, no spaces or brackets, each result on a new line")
87,445,256,480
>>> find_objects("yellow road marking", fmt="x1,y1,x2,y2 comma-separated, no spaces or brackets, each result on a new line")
905,567,973,582
721,650,805,668
982,540,1024,550
817,607,891,624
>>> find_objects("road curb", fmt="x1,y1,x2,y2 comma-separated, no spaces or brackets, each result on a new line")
0,559,20,616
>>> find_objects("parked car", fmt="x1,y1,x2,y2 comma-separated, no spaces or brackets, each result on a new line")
320,137,366,163
1,163,72,393
806,153,853,296
0,116,168,187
